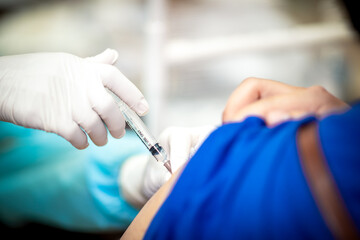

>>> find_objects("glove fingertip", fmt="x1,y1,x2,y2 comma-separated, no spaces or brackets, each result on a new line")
134,98,150,116
76,142,90,150
87,48,119,65
106,48,119,65
62,123,89,149
111,128,126,139
93,136,108,147
69,137,89,149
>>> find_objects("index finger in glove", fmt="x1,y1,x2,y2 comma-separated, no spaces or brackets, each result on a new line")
222,78,301,122
95,64,149,116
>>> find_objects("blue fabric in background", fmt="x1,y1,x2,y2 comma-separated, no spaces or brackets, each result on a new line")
145,104,360,239
0,122,147,231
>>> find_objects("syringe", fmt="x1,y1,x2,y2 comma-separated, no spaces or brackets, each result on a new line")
107,89,172,173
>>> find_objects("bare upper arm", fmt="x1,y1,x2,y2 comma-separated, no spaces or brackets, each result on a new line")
121,168,183,240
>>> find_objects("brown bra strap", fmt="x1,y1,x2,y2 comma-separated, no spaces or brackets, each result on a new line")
297,122,359,239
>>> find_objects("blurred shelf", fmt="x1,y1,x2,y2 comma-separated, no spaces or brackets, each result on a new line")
166,22,356,66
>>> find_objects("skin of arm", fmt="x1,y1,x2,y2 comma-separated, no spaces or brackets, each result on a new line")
121,168,184,240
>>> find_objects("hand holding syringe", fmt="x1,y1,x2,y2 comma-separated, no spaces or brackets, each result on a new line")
107,89,172,173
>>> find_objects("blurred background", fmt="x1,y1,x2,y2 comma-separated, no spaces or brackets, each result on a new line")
0,0,359,134
0,0,359,238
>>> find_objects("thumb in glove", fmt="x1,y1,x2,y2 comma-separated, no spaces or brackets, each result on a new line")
141,125,216,199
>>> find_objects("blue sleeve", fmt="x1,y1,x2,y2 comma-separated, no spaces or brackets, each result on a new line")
145,105,360,239
0,122,147,231
319,103,360,229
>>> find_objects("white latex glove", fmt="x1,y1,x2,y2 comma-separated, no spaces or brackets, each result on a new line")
0,49,149,149
119,125,215,208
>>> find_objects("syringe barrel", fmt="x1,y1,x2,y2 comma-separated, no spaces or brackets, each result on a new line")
107,89,169,166
113,96,157,150
150,143,168,164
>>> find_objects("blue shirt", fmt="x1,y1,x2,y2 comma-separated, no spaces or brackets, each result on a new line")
145,104,360,239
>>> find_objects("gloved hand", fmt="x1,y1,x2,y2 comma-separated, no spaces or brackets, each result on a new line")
119,125,215,208
0,49,149,149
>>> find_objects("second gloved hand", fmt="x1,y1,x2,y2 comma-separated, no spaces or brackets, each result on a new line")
0,49,149,149
119,125,215,208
